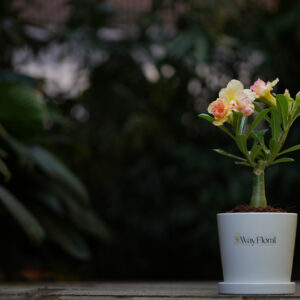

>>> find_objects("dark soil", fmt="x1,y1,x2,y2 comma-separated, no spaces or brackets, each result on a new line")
227,204,286,213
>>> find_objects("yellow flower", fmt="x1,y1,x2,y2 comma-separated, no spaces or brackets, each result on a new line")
219,79,256,116
208,98,232,126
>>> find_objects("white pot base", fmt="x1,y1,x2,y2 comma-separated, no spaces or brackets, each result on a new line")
218,282,295,295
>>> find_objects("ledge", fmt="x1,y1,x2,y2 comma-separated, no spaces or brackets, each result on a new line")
0,282,299,299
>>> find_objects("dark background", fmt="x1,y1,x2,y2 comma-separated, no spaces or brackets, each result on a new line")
0,0,300,281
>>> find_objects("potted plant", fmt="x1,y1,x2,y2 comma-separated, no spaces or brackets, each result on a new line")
199,78,298,295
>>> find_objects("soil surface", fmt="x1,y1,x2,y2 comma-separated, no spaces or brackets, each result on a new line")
227,204,286,213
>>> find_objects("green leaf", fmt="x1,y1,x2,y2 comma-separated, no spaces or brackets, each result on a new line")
213,149,246,161
269,138,281,154
250,145,263,162
235,161,251,166
271,157,294,165
270,108,282,140
254,103,271,123
30,146,89,205
236,134,248,155
292,106,300,123
0,185,45,242
0,82,46,137
239,116,247,134
251,129,270,157
232,111,243,134
278,145,300,156
0,158,10,181
291,92,300,117
246,108,271,138
198,114,235,139
276,94,289,129
198,113,214,123
251,129,268,146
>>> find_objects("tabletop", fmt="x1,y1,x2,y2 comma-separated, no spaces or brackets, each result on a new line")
0,282,299,299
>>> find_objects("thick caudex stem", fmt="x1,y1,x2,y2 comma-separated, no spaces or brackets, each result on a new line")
250,166,267,207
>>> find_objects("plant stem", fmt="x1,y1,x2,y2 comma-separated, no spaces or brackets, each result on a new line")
250,168,267,207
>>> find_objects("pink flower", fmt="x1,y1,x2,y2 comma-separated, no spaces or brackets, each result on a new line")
250,78,279,97
229,90,256,116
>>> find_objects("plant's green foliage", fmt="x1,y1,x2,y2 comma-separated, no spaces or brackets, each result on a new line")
0,185,45,242
291,93,300,121
270,108,282,140
250,145,263,162
276,94,289,129
278,145,300,156
232,111,243,134
240,116,247,134
235,134,248,155
295,92,300,108
254,103,271,123
269,138,281,155
251,129,268,148
271,157,295,165
198,113,214,123
213,149,246,161
246,108,271,138
235,161,251,166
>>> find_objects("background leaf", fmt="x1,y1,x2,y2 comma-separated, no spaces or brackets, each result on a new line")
30,146,89,204
0,185,45,243
0,82,46,137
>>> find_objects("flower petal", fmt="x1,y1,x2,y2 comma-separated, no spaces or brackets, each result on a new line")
243,89,257,102
227,79,244,91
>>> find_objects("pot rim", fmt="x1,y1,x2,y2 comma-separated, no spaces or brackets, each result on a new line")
217,212,297,216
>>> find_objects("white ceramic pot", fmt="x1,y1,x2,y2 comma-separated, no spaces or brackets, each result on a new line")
217,212,297,294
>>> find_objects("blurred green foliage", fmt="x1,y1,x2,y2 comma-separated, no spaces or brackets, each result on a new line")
0,0,111,280
1,0,300,280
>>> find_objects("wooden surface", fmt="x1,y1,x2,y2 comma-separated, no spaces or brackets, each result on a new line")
0,282,299,299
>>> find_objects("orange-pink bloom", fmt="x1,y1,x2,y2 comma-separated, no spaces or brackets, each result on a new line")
208,98,232,126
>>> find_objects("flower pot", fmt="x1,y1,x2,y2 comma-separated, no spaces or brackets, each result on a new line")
217,212,297,294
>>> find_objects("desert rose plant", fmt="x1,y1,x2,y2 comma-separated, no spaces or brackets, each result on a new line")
199,78,300,207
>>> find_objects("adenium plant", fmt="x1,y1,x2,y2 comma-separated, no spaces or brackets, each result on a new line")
200,78,300,208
